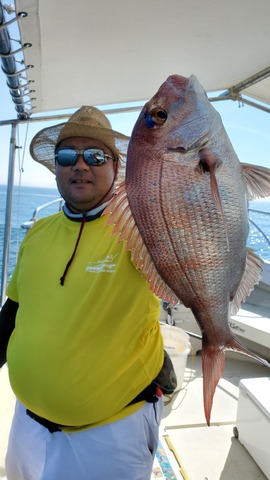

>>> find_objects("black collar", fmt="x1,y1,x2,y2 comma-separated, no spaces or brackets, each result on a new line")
62,200,110,222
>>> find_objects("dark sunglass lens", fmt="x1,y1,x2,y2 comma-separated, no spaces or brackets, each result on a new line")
56,148,77,166
84,149,107,166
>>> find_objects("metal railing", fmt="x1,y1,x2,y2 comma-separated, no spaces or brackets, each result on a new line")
20,198,63,230
248,208,270,248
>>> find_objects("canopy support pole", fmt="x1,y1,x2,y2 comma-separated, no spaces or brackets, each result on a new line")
1,122,16,307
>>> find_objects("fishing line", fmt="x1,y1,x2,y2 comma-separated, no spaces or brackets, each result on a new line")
20,122,29,175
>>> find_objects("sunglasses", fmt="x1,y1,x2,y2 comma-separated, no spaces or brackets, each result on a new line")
55,147,114,167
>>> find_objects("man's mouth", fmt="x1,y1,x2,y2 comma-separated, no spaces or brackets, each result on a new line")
71,179,91,184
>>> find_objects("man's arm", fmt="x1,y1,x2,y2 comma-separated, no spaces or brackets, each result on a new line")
0,298,18,367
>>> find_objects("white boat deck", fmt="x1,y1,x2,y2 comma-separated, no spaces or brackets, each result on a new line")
229,273,270,359
156,276,270,479
158,353,269,480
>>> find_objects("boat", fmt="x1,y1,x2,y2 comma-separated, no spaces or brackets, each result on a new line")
0,1,270,479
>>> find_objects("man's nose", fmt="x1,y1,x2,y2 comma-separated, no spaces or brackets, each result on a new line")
72,153,90,169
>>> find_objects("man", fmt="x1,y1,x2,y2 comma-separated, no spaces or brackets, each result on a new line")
0,106,173,480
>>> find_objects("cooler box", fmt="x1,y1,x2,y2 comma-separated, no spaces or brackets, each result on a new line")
235,377,270,479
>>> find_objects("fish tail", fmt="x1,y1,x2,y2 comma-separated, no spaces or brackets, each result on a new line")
202,343,226,426
202,337,270,426
225,337,270,369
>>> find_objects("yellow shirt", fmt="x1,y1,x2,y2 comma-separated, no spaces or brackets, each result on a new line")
7,212,163,430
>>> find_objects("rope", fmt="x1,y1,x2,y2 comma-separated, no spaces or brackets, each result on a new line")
60,215,86,285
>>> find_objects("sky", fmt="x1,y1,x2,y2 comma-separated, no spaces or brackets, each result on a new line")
0,67,269,190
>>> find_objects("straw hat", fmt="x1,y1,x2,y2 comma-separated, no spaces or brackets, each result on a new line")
30,106,130,186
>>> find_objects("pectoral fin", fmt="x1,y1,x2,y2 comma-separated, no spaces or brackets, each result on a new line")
199,149,229,248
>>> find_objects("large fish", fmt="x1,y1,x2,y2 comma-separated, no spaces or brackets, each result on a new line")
104,74,270,425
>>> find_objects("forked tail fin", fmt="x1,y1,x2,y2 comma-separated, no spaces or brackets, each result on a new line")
202,344,226,426
202,337,270,426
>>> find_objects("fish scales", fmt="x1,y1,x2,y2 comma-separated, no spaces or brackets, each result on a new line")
104,74,270,424
127,128,247,316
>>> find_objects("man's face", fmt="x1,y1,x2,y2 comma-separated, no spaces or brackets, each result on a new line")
55,136,117,212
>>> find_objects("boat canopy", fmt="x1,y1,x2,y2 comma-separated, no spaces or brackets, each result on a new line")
1,0,270,119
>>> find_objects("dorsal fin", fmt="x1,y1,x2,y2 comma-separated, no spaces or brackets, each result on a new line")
230,247,262,315
241,163,270,200
103,183,179,305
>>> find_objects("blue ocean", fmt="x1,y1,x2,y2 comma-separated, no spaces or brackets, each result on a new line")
0,185,61,295
0,185,270,295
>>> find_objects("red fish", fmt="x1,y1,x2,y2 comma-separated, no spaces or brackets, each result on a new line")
104,74,270,425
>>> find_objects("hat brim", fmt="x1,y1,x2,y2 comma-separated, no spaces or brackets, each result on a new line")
30,121,130,186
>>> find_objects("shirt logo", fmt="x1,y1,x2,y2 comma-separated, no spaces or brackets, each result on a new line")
85,254,118,273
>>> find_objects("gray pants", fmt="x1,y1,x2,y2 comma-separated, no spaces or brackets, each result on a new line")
6,399,163,480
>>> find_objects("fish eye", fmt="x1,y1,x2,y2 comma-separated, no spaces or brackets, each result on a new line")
144,108,168,128
149,108,168,125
